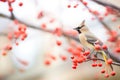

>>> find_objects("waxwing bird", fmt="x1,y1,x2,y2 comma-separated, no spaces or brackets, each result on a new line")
73,20,120,64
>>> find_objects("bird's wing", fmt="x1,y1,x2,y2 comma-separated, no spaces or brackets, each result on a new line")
85,33,103,45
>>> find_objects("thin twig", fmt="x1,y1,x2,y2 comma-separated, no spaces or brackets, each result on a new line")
7,2,15,19
86,58,120,66
80,1,112,31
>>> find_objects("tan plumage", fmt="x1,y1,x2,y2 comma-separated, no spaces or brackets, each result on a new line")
77,20,100,50
78,33,94,50
73,20,120,63
74,20,109,64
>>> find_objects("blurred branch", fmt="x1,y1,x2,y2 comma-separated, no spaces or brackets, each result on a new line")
7,2,15,19
0,13,79,41
91,0,120,12
91,0,120,17
0,32,7,36
87,58,120,66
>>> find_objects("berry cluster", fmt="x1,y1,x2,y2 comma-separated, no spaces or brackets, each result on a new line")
0,0,23,12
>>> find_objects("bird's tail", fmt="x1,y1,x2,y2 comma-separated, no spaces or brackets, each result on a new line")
105,50,120,63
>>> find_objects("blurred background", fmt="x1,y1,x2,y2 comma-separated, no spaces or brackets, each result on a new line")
0,0,120,80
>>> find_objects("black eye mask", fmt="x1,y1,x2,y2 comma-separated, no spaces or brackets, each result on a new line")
73,25,85,33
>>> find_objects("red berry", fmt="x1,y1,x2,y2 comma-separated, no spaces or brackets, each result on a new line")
16,42,19,46
95,45,101,50
98,63,102,67
83,1,87,5
67,5,71,8
5,44,12,50
72,66,76,69
67,47,73,53
8,33,13,40
54,27,62,37
84,51,90,56
111,71,116,76
101,69,105,73
56,40,62,46
41,23,46,29
77,59,83,63
1,0,7,2
44,59,51,66
107,59,113,64
73,4,78,8
92,63,97,67
2,51,7,56
112,17,117,22
105,74,109,78
19,2,23,6
71,56,74,59
102,45,107,50
8,0,15,3
22,33,27,39
73,6,77,8
49,18,54,23
50,55,56,60
76,46,83,51
60,55,67,61
73,49,80,55
37,11,44,19
14,19,19,24
9,7,13,12
104,12,109,16
115,48,120,53
73,63,78,66
72,59,78,63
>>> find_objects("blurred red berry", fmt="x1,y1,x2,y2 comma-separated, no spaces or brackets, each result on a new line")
98,63,102,67
111,71,116,76
19,2,23,6
115,48,120,53
101,69,105,73
102,45,107,50
92,63,97,67
105,74,109,78
60,55,67,61
67,5,71,8
9,7,13,12
72,66,76,69
44,59,51,66
95,45,101,50
83,1,87,5
56,40,62,46
107,59,113,64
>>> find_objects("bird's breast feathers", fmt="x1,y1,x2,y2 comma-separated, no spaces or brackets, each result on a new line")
79,34,94,49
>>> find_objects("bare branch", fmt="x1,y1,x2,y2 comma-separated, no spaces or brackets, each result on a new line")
91,0,120,17
91,0,120,12
86,58,120,66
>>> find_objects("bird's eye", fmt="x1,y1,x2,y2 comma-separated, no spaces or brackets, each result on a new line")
78,27,81,29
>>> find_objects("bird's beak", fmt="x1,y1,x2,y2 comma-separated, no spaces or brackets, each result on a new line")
73,27,78,30
73,28,77,30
